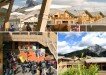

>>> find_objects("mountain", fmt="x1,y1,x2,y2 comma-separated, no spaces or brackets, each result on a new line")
62,44,106,57
58,53,65,56
26,0,39,7
88,44,106,55
15,0,40,13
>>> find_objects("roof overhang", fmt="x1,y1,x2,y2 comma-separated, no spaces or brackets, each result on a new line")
85,58,106,64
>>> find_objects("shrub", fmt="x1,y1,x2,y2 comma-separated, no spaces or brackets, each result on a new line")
59,64,99,75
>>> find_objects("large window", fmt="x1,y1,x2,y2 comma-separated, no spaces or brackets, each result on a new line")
54,15,58,18
62,21,68,25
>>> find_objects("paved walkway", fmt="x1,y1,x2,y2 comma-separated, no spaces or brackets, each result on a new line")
99,71,106,75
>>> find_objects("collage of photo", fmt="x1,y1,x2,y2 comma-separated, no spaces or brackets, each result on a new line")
0,0,106,75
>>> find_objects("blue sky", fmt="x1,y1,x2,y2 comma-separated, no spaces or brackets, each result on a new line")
58,32,106,54
12,0,106,11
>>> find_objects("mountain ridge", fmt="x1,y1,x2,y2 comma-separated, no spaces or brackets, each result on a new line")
59,44,106,57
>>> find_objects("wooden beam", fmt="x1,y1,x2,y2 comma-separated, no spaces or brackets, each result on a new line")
3,0,14,31
37,0,52,32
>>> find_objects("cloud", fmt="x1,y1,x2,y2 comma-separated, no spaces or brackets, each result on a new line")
52,0,106,11
79,32,106,47
58,41,71,54
12,5,20,11
58,41,85,54
58,32,106,54
52,0,85,5
59,32,84,39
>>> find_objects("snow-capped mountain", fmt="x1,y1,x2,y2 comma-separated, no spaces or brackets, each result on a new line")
89,44,106,55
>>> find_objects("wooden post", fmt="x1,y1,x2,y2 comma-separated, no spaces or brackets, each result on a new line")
37,0,52,32
28,32,30,51
3,0,14,31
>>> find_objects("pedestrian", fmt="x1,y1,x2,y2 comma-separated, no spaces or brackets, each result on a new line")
40,48,45,56
36,49,41,58
26,24,32,31
31,62,37,75
41,61,46,75
21,63,26,74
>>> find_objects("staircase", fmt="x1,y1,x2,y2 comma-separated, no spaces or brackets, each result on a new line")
46,37,57,60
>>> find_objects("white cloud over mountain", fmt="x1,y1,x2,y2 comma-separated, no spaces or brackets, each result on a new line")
58,32,106,54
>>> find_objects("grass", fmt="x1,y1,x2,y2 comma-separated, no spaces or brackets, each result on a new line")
59,64,99,75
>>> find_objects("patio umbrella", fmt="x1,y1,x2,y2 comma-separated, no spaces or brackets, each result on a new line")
10,12,25,30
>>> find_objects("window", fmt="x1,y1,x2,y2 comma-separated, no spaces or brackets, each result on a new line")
57,21,61,24
48,21,52,24
62,21,68,24
54,15,58,18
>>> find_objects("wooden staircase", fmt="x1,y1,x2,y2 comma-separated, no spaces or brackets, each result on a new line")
46,38,57,60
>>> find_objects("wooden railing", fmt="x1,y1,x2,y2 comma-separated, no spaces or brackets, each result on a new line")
3,32,47,46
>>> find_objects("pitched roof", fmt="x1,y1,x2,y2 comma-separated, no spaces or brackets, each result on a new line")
85,57,106,63
66,10,83,17
66,10,93,18
90,11,105,17
101,11,106,17
49,9,64,15
89,17,106,25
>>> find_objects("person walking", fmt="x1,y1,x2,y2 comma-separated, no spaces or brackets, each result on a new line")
41,61,46,75
31,62,37,75
26,24,32,31
21,63,26,74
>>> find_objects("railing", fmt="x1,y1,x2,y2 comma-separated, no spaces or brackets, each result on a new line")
3,32,47,46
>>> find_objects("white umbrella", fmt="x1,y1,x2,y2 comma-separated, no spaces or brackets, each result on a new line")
11,12,25,16
24,17,38,22
25,4,71,11
10,12,25,30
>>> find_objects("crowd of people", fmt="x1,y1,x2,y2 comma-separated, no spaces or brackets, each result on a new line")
3,45,57,75
19,44,46,58
3,51,18,75
19,60,57,75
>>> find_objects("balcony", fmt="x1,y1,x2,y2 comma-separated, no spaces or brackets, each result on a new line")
3,32,47,46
